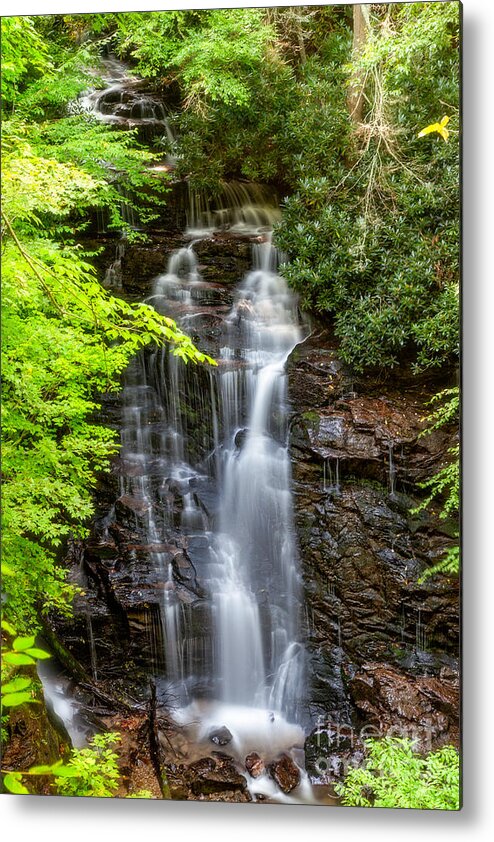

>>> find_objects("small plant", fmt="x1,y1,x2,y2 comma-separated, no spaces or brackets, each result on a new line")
335,737,460,810
1,619,54,792
1,619,51,743
54,732,121,798
2,731,132,797
411,387,459,581
2,621,51,682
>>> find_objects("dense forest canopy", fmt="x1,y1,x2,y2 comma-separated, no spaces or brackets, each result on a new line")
1,0,460,629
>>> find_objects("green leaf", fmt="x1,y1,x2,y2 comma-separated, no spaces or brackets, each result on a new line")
2,652,36,666
1,691,34,707
1,677,32,694
0,562,14,576
1,620,16,635
12,635,36,651
53,765,80,777
29,763,59,774
24,647,51,660
2,772,29,794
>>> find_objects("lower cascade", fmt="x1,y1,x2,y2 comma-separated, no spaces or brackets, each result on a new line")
118,227,310,799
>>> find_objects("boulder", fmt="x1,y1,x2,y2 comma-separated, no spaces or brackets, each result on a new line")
209,726,233,746
188,755,247,796
269,754,300,793
245,752,265,778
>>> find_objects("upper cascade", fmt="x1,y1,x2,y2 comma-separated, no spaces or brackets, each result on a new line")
186,181,282,239
78,56,177,161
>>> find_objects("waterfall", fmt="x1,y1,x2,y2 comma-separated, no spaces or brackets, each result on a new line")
104,237,126,288
80,57,173,133
87,57,310,798
211,237,304,714
119,234,306,722
116,231,310,799
186,181,282,238
388,442,397,497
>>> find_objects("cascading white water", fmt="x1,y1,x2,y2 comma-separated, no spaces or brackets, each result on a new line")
120,234,306,713
210,237,304,715
84,57,311,799
116,232,310,801
186,181,282,238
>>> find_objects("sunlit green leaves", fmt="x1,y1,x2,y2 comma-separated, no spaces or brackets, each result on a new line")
54,732,122,797
335,737,460,810
113,8,277,110
2,653,36,667
1,17,52,109
1,677,32,694
1,627,50,674
2,143,102,224
1,624,49,719
1,692,35,707
1,34,212,629
12,637,36,651
2,772,30,795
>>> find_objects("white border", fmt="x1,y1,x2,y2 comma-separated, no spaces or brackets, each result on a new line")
1,1,493,838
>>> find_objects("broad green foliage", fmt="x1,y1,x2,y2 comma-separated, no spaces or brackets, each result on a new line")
2,16,100,119
1,625,50,676
30,117,170,236
104,7,299,189
3,133,102,221
1,16,213,630
1,17,52,108
1,620,50,708
113,9,277,109
275,2,460,373
335,737,460,810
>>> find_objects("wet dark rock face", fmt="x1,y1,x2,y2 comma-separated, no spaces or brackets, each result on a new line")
348,663,460,747
50,234,459,784
288,328,459,767
117,231,252,298
85,194,254,301
49,232,255,696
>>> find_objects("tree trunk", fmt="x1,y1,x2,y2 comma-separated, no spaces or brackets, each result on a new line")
348,4,370,126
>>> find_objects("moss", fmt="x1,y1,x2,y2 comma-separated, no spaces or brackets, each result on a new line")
301,410,321,430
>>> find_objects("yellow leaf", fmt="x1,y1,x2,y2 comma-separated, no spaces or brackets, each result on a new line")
417,115,450,141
